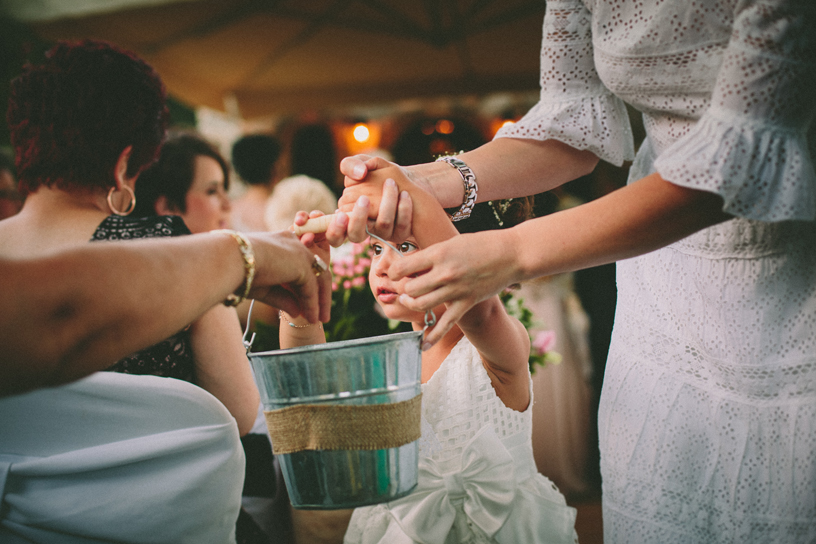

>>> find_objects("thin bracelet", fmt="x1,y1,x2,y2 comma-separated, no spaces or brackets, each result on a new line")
212,229,255,307
279,310,321,329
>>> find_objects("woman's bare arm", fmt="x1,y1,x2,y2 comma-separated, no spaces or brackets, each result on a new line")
189,305,260,435
340,137,599,211
391,173,731,346
0,230,331,397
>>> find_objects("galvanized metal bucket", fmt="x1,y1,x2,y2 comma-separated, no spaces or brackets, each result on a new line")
248,330,423,509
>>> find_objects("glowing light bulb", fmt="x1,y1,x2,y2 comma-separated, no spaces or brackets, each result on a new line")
353,124,370,143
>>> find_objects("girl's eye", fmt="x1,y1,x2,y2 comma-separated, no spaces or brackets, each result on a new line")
398,242,418,254
371,243,383,256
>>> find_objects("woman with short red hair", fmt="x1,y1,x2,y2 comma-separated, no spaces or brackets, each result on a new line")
1,40,266,543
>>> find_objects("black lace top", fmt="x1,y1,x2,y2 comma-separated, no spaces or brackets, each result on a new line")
90,215,197,383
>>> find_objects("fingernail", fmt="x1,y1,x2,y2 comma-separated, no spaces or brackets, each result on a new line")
401,191,409,199
385,178,396,187
399,294,410,304
422,342,432,352
356,196,369,208
354,164,366,178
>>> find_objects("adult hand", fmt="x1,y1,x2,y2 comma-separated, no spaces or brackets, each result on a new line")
340,154,401,184
245,231,331,324
389,229,523,347
326,175,413,245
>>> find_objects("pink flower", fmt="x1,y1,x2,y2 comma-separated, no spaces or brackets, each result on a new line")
532,330,557,355
343,280,352,289
332,283,339,292
351,276,366,287
353,263,367,274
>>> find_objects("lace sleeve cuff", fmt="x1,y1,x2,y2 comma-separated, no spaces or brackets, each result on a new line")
654,112,816,222
494,93,636,167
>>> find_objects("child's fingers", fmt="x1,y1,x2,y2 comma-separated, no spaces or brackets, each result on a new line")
291,213,335,235
292,210,311,226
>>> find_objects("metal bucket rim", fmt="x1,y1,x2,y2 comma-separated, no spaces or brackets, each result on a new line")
248,330,423,359
264,382,421,406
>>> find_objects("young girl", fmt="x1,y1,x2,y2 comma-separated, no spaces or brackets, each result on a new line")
285,180,578,543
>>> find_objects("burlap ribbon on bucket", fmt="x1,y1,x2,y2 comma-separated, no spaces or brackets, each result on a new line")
264,394,422,455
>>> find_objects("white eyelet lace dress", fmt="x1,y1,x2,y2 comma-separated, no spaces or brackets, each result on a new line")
343,336,578,544
495,1,816,543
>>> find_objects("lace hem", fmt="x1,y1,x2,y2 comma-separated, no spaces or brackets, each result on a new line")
494,93,635,167
654,112,816,222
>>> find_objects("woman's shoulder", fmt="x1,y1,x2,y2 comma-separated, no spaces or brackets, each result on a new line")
91,215,192,241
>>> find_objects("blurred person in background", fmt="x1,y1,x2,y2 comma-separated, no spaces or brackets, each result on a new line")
133,130,232,233
231,133,284,233
263,124,337,232
0,148,22,219
0,39,303,544
134,129,294,543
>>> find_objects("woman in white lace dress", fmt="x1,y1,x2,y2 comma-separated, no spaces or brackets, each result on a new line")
288,183,578,543
338,1,816,542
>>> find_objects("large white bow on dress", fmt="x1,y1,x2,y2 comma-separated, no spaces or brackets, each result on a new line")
387,427,516,543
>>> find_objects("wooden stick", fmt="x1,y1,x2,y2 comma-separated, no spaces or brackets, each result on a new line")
291,214,337,235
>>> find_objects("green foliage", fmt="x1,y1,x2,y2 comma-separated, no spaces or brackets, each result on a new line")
500,290,562,374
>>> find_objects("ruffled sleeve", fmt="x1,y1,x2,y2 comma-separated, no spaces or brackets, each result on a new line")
654,1,816,222
494,0,635,167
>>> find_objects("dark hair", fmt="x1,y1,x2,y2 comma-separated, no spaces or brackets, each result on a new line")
133,132,229,216
231,134,282,186
0,148,15,176
7,40,168,196
291,124,338,194
452,198,534,235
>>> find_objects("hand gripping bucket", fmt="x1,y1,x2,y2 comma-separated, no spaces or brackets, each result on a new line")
248,330,423,509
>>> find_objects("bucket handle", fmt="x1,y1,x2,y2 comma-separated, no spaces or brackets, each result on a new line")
242,300,257,353
241,230,437,354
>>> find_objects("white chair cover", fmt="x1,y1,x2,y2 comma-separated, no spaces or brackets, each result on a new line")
0,372,245,543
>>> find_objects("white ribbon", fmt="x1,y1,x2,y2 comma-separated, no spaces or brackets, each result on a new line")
387,427,515,544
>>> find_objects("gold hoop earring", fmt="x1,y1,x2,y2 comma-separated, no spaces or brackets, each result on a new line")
107,185,136,216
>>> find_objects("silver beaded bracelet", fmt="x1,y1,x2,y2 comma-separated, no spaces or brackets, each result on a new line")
436,156,478,222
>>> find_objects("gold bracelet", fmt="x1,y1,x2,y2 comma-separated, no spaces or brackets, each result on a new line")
279,310,321,329
213,229,256,307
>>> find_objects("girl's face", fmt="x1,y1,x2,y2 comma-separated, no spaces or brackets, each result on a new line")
368,237,427,323
179,155,231,233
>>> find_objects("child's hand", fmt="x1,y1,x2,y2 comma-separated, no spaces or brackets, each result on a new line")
292,210,331,267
